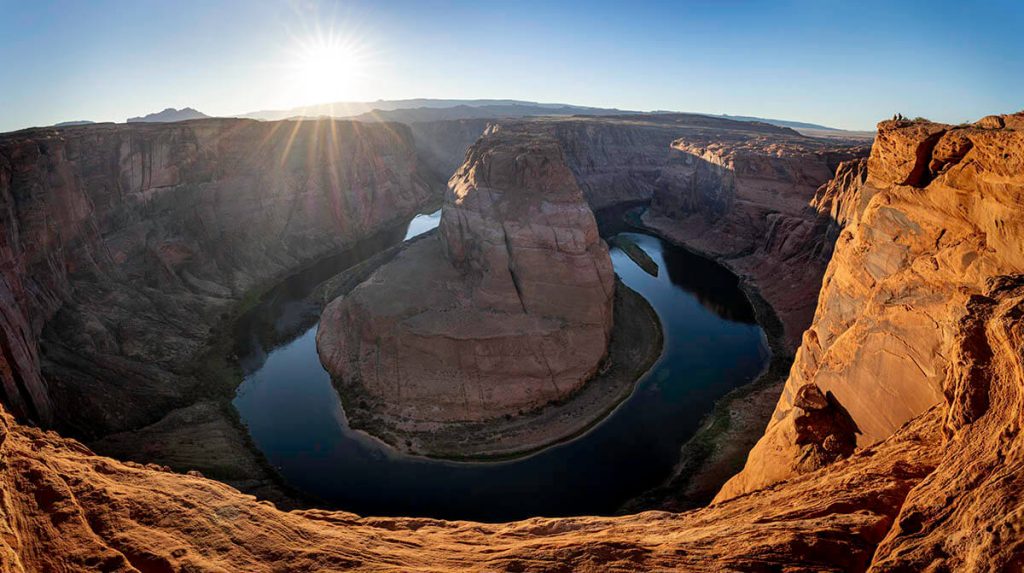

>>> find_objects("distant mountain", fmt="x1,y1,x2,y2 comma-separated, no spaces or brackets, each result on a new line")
237,99,636,122
715,114,840,131
117,99,861,138
349,103,636,123
127,107,210,123
53,120,95,127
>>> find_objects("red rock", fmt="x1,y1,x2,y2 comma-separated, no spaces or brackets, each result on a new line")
0,119,437,434
317,126,614,428
718,115,1024,515
643,133,869,350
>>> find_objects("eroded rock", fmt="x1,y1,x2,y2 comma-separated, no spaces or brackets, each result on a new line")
642,131,869,350
317,125,614,428
0,118,438,436
718,114,1024,508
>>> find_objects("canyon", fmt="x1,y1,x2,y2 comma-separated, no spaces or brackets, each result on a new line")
0,109,1021,571
0,118,440,498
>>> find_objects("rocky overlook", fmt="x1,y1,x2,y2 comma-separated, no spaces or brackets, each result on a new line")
317,125,620,449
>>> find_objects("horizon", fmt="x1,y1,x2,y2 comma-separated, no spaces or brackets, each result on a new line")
2,0,1023,133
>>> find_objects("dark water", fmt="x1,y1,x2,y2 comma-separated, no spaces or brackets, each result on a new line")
232,209,768,522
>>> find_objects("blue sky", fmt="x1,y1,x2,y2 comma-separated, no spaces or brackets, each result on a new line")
1,0,1021,132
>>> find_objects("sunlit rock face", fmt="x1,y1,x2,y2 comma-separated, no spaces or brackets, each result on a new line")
718,114,1024,510
0,119,436,435
317,125,614,425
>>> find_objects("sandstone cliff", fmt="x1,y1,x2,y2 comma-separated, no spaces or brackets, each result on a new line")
415,114,868,351
642,132,869,349
317,125,615,431
0,119,437,436
718,113,1024,520
409,113,833,213
1,114,1021,571
514,114,819,212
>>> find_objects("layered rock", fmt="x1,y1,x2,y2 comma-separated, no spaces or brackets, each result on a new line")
3,113,1024,571
642,133,869,349
317,125,615,427
409,114,825,211
0,119,437,436
718,114,1024,508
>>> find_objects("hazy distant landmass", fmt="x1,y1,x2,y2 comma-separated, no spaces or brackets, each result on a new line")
715,114,839,131
348,103,636,123
127,107,210,123
238,99,864,134
112,100,867,137
237,99,635,122
53,120,96,127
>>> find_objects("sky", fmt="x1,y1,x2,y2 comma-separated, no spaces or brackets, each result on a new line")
1,0,1022,133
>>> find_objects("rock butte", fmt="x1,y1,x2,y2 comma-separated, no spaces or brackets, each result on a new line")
0,112,1021,570
317,125,615,430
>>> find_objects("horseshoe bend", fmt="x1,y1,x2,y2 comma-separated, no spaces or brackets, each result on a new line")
2,4,1023,572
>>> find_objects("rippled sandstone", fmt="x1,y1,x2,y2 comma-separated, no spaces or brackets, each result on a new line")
317,125,617,435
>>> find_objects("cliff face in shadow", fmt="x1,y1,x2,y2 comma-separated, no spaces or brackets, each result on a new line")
413,114,868,352
0,119,437,437
642,133,869,350
408,113,843,212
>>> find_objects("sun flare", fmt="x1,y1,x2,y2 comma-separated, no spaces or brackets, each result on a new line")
288,34,369,105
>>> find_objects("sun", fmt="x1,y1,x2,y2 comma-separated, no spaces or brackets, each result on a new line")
288,34,368,105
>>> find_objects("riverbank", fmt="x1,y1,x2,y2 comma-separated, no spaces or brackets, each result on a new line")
318,231,664,460
620,206,793,512
88,205,442,509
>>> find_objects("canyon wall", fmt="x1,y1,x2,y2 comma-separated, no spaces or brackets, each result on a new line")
0,119,437,436
0,114,1020,570
518,114,818,211
718,115,1024,510
424,115,867,351
409,114,830,213
317,125,615,428
642,132,869,349
407,118,492,180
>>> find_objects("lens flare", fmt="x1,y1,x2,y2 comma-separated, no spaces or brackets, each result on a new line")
287,33,369,106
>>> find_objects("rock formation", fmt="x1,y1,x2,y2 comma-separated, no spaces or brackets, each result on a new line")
1,112,1022,571
718,114,1024,516
0,118,437,437
0,400,942,572
642,132,869,349
414,114,869,351
317,125,615,428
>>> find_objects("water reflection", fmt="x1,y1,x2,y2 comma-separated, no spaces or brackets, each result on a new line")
232,209,768,522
